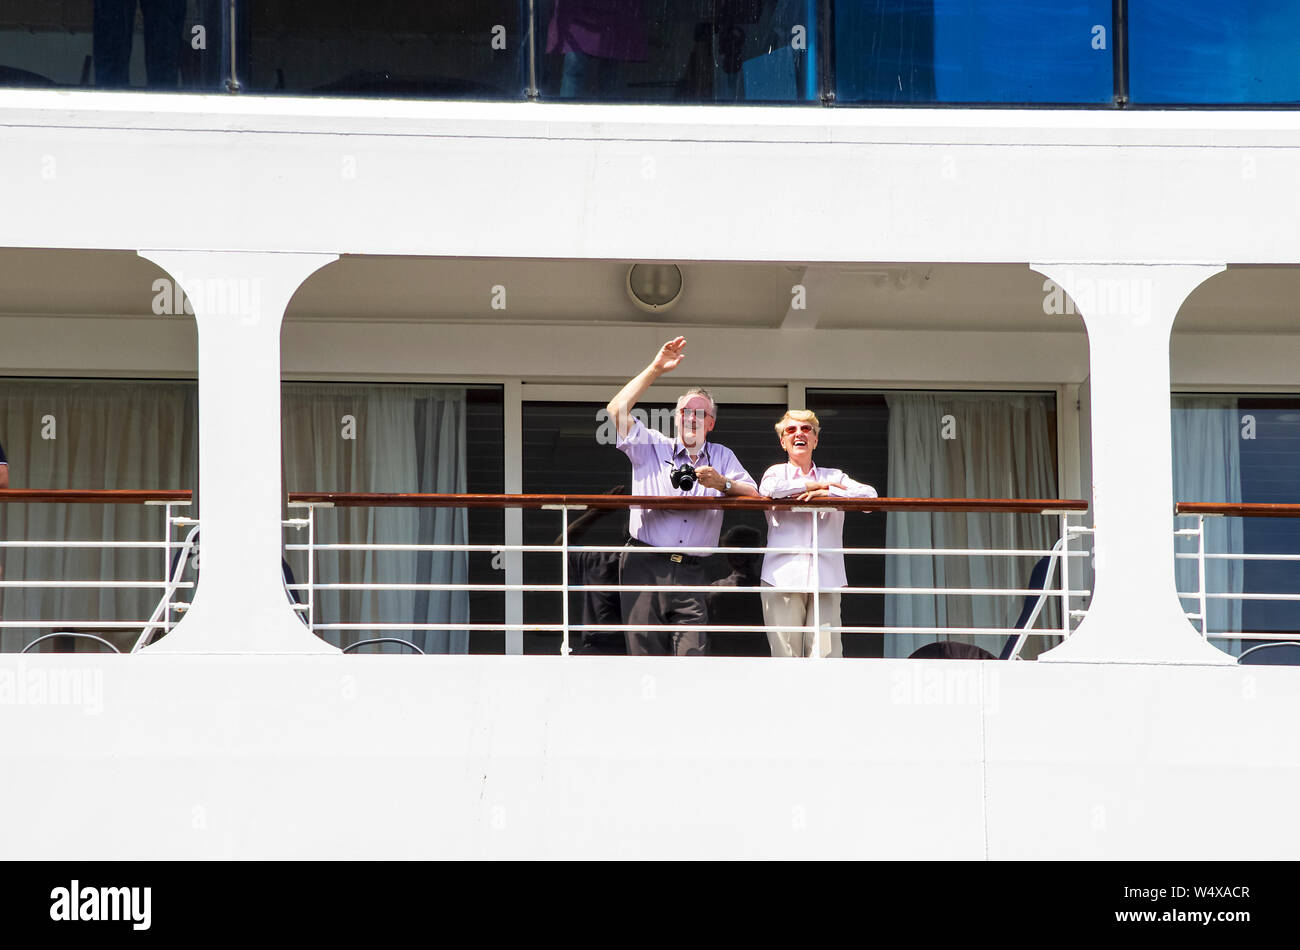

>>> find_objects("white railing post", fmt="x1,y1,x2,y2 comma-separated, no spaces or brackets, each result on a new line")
1196,514,1208,638
560,505,571,657
1060,512,1071,638
810,508,821,659
163,502,174,635
306,504,316,636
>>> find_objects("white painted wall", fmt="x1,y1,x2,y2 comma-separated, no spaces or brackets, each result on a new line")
0,653,1293,859
2,92,1300,264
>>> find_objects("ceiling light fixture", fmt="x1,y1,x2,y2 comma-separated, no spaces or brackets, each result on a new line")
626,263,683,313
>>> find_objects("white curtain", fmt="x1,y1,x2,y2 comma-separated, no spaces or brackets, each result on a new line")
281,383,469,654
0,380,199,653
1170,395,1244,646
883,393,1059,658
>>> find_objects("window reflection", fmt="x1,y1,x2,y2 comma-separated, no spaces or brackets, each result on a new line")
833,0,1112,104
1130,0,1300,104
241,1,526,99
538,1,818,103
0,0,224,90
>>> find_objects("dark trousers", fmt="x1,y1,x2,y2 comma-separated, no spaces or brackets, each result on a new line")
619,547,709,656
94,0,186,88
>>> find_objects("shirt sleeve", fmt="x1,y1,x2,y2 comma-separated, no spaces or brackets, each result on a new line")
615,415,668,467
827,471,879,498
760,465,816,498
716,447,756,490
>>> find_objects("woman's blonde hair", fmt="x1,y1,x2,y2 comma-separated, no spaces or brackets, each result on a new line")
774,409,820,437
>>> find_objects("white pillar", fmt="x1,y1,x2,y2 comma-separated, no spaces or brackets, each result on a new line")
1032,263,1233,665
138,250,337,652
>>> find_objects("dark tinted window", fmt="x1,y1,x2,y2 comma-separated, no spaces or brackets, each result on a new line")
240,0,526,98
537,0,819,103
0,0,226,91
521,399,780,655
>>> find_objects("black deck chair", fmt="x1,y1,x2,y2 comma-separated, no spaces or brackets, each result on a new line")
999,556,1054,659
1238,642,1300,666
907,555,1056,661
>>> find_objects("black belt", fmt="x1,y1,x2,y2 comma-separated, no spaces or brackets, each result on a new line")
626,537,702,567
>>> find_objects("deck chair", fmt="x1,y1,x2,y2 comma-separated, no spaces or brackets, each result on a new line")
909,545,1062,661
1238,642,1300,666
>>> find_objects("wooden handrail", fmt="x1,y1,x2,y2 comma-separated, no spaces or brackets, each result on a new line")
0,489,192,504
288,492,1088,514
1177,502,1300,519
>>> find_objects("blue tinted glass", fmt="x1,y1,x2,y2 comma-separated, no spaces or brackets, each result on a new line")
538,0,820,103
0,0,227,91
1130,1,1300,103
834,1,1113,104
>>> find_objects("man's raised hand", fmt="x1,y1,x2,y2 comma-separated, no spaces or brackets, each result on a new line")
653,337,687,374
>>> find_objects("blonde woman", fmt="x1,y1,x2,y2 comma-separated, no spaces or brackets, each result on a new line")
759,410,877,657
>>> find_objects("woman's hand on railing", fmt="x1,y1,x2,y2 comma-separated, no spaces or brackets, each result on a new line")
796,488,833,501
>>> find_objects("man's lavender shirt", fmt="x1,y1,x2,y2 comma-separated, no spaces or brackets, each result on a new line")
616,417,756,549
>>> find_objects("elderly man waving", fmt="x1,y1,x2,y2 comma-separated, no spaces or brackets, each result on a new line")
760,409,877,658
606,337,759,656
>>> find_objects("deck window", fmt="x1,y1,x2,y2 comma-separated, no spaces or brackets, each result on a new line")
241,1,527,99
1129,1,1300,105
0,0,226,91
808,389,1060,658
0,378,199,653
831,0,1114,105
1172,394,1300,652
280,382,503,654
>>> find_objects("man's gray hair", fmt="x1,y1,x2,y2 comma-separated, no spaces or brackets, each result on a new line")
675,387,717,419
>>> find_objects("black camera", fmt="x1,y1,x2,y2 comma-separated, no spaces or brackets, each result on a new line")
667,461,697,492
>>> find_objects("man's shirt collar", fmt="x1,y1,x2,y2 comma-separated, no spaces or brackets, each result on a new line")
674,440,710,463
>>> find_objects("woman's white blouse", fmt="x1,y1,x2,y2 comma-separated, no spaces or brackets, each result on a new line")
759,462,878,589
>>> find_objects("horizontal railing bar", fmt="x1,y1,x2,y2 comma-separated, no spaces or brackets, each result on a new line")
1200,592,1300,602
832,626,1056,635
0,541,175,549
312,623,1058,636
1207,632,1300,642
284,541,1089,558
1177,502,1300,518
288,582,1088,597
836,585,1090,597
289,492,1088,514
0,581,193,589
1176,552,1300,562
290,583,819,594
0,621,165,629
825,548,1090,557
285,543,817,555
0,489,192,504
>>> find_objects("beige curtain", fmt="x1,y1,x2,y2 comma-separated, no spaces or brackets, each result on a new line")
883,392,1060,658
281,383,469,654
0,379,198,653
